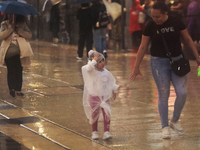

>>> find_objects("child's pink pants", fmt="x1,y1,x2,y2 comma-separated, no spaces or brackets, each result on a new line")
89,95,110,132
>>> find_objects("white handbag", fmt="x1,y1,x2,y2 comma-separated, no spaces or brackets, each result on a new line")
17,37,34,58
138,12,146,24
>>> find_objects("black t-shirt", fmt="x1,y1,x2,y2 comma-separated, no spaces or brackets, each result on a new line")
143,15,186,57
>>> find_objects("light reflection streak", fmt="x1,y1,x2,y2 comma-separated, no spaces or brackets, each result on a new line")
112,144,124,147
29,90,45,96
28,83,47,88
35,122,45,136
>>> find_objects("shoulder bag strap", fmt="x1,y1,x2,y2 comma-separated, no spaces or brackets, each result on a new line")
156,26,173,63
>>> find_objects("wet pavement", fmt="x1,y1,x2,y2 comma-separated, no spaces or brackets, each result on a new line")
0,41,200,150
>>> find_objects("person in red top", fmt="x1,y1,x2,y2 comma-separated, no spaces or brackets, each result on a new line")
129,0,145,51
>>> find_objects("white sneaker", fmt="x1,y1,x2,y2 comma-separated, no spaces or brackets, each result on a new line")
103,131,112,140
76,56,82,60
92,131,99,140
103,50,107,58
170,121,184,135
52,43,58,46
162,126,171,139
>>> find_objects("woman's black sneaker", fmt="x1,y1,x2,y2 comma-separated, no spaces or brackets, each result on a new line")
10,90,15,97
16,93,24,96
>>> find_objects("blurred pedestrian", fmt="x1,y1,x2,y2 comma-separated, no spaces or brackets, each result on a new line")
50,0,61,44
129,0,145,52
106,0,122,45
186,0,200,43
91,0,109,58
42,0,53,23
0,14,32,97
59,18,70,44
170,0,184,20
41,0,53,41
82,50,119,140
76,3,93,60
129,3,200,139
144,0,154,24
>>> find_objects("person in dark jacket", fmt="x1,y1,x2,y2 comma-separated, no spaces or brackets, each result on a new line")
49,1,61,44
76,3,93,59
91,0,108,58
187,0,200,42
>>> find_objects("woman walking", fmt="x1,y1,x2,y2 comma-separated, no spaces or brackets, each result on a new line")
0,14,32,97
129,3,200,139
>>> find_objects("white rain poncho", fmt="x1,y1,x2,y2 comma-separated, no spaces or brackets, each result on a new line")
82,50,119,124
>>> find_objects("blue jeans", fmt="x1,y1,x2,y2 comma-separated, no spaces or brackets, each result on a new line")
150,55,187,128
94,28,107,54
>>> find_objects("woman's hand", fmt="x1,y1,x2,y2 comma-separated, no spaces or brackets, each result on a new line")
129,67,142,81
128,35,150,81
196,57,200,67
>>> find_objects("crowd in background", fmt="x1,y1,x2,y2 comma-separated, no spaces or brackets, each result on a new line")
129,0,200,51
0,0,200,55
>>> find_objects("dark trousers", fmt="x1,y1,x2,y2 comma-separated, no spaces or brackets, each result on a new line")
5,54,23,91
77,32,93,58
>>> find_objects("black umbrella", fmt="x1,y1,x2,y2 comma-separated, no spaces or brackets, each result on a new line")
0,1,38,16
70,0,97,4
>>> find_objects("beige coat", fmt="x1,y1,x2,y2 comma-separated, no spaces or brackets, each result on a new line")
0,20,32,66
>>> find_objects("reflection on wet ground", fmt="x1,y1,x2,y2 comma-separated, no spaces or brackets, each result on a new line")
0,132,30,150
0,41,200,149
0,116,40,125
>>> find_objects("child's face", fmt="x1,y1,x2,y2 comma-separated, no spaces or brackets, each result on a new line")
96,59,105,70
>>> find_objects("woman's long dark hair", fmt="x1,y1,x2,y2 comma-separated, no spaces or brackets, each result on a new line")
3,14,27,23
16,15,26,23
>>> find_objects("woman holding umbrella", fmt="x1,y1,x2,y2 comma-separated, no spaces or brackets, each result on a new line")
0,13,32,97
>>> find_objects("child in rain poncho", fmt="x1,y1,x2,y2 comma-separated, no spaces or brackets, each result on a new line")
82,50,119,140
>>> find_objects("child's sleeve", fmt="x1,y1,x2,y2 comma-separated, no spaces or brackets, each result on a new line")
113,84,119,93
85,60,97,72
